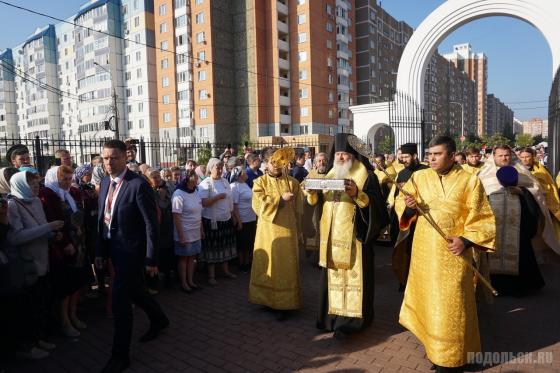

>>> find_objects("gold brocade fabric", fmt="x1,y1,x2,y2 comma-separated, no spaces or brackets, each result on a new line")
556,172,560,190
530,163,560,241
301,170,327,251
395,166,495,368
308,161,370,317
461,163,483,175
392,160,405,174
249,174,302,310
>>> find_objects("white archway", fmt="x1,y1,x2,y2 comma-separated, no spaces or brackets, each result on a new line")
366,123,394,154
351,0,560,160
396,0,560,105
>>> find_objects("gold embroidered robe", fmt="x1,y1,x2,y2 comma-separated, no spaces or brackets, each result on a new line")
462,163,483,175
395,166,495,368
307,161,370,318
249,174,302,310
530,163,560,241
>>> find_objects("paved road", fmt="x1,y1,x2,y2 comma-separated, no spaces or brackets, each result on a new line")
6,245,560,372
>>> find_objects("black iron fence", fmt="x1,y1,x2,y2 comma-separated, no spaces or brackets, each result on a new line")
389,91,426,154
1,135,330,175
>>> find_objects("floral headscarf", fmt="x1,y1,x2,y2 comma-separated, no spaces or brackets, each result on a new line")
73,164,93,186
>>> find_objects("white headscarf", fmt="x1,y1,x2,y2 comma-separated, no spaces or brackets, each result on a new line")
45,166,78,212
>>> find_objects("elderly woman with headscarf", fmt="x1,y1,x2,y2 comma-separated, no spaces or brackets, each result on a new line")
38,166,90,338
229,166,256,273
0,167,20,196
7,171,64,359
198,158,238,285
195,165,206,184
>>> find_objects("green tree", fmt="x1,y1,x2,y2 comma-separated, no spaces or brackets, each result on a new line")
532,134,545,145
196,146,212,166
483,134,511,148
376,135,394,155
515,133,534,148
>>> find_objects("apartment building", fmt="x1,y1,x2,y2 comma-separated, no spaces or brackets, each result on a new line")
0,0,157,143
443,43,487,137
486,93,513,136
522,117,548,138
355,0,413,104
424,53,478,140
0,49,18,136
13,25,61,139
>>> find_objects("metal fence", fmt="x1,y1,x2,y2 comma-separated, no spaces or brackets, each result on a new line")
0,135,329,175
389,91,426,154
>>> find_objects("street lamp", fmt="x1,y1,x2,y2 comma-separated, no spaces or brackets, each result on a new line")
449,101,464,141
93,61,119,139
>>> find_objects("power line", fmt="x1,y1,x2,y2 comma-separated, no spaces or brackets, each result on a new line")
0,0,344,94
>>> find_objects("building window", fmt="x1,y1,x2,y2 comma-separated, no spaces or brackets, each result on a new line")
175,0,186,7
299,70,307,80
163,113,171,123
136,68,142,78
138,102,143,112
125,72,131,81
160,23,167,33
162,77,169,87
297,0,305,4
175,15,187,28
198,70,206,81
139,119,144,129
298,51,307,62
326,4,332,15
298,32,306,43
134,16,140,27
196,32,205,44
137,85,143,95
176,34,186,46
297,14,305,24
326,39,333,49
195,0,203,4
177,71,187,83
177,53,187,64
127,105,132,114
326,22,333,32
199,89,207,100
178,90,189,100
159,4,166,15
328,74,334,84
195,12,204,24
161,41,168,50
328,92,334,102
299,89,308,99
300,107,308,117
163,95,170,104
135,51,141,61
198,51,205,62
127,120,133,129
199,108,207,118
126,88,132,97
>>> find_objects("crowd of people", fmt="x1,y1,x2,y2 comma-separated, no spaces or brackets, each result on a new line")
1,135,559,373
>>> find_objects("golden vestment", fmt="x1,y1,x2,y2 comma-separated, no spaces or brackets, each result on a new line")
395,166,495,368
530,163,560,241
249,174,302,310
392,160,405,174
301,169,327,251
556,171,560,190
307,161,370,318
462,163,483,175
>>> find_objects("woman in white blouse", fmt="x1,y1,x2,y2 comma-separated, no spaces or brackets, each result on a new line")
172,170,203,293
230,167,257,273
198,158,238,286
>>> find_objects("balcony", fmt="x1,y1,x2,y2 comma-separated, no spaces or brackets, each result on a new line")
277,1,288,16
336,33,348,44
278,57,290,70
337,50,349,60
279,95,290,107
280,114,291,124
277,20,288,34
278,39,289,52
279,77,290,88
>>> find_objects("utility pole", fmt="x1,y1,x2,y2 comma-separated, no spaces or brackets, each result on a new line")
94,61,119,139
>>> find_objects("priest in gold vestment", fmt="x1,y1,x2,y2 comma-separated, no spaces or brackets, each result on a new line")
395,136,495,371
311,133,388,337
461,146,484,175
249,149,302,318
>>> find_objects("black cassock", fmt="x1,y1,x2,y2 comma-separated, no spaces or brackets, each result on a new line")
491,188,545,297
317,171,389,334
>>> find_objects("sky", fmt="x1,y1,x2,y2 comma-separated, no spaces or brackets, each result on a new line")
0,0,552,121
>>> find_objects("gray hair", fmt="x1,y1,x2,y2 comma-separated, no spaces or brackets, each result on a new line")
206,158,223,176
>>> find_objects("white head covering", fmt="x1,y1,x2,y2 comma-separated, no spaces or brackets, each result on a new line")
45,166,78,212
206,158,223,177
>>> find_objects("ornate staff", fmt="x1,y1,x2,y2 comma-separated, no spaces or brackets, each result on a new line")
346,135,498,296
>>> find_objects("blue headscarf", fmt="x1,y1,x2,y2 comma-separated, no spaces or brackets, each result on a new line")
73,164,93,186
9,171,36,202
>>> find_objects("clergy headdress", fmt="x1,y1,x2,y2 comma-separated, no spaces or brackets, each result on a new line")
496,165,519,187
334,133,359,156
400,143,418,156
6,144,29,164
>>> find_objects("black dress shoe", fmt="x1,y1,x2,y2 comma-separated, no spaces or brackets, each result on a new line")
139,318,169,343
100,356,130,373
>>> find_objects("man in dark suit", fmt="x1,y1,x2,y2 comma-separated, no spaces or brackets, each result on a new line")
95,140,169,373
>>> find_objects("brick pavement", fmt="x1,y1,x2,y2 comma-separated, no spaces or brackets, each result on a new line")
5,245,560,373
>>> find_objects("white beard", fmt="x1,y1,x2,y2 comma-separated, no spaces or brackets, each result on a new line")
333,160,352,179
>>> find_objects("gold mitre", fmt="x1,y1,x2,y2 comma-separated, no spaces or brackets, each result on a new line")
270,147,295,168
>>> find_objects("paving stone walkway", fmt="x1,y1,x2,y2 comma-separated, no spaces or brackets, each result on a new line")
6,245,560,372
